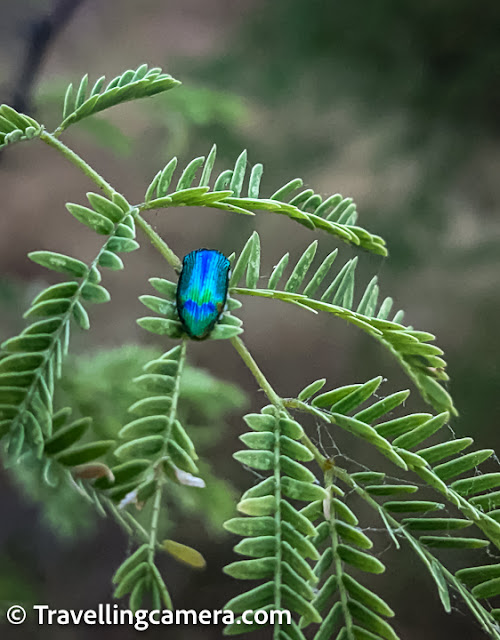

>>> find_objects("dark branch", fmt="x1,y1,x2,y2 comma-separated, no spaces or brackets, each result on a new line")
11,0,86,115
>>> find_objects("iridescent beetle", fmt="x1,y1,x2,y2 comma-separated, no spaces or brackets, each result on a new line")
176,249,230,340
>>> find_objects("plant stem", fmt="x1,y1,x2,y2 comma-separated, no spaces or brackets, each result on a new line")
331,465,499,637
230,336,283,408
133,214,182,272
148,482,163,564
40,131,115,197
230,336,330,471
324,468,355,636
40,131,182,273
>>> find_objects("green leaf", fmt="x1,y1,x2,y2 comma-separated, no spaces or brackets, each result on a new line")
420,536,489,550
44,417,91,455
113,562,149,598
268,253,290,290
149,277,177,300
347,600,399,640
343,574,394,617
336,521,373,549
176,156,206,191
402,518,472,531
119,415,168,439
208,324,244,340
199,144,217,187
106,237,140,253
137,317,184,339
246,232,260,289
284,241,318,293
86,192,125,223
31,282,79,305
66,203,115,235
417,438,473,465
233,450,274,471
303,249,338,298
55,440,114,466
354,391,410,424
24,298,71,319
433,449,494,481
472,578,500,600
112,544,149,584
392,412,449,450
0,353,45,373
229,150,247,197
247,163,263,199
298,378,327,401
281,477,327,502
230,232,258,287
331,498,359,526
115,435,164,460
225,581,273,612
365,484,418,496
81,283,110,304
469,490,500,511
73,301,90,330
312,601,343,640
330,377,383,414
282,584,321,622
384,501,444,513
2,334,52,353
156,157,178,196
28,251,88,277
162,539,206,569
337,545,385,574
456,564,500,588
94,459,149,490
451,473,500,497
237,496,275,516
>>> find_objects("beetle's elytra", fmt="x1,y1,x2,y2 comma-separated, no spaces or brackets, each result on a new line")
176,249,230,340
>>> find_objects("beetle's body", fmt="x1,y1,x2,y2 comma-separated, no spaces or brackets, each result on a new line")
176,249,230,339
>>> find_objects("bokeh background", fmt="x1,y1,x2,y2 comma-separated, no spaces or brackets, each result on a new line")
1,1,499,638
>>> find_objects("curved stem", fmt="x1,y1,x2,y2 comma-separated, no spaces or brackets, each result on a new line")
133,214,182,272
230,336,283,408
324,468,355,638
40,131,182,273
230,336,329,471
40,131,115,196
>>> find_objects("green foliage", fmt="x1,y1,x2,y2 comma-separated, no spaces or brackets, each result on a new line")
1,62,500,639
0,104,43,149
0,194,136,466
57,65,180,135
142,144,387,256
229,232,454,415
224,406,323,635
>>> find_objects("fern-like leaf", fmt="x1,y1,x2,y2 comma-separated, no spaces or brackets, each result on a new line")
108,342,202,610
56,65,180,134
229,234,454,415
0,196,137,462
305,493,398,640
294,378,500,548
224,406,325,635
142,145,386,255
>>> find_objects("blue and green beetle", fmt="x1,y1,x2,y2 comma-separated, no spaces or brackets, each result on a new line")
176,249,231,340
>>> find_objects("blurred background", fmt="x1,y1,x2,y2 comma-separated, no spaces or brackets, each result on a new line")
0,1,499,638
